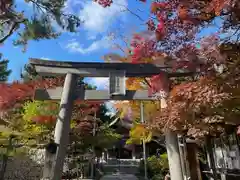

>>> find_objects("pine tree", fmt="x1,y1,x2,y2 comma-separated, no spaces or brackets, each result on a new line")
20,64,38,82
0,0,82,49
0,54,11,82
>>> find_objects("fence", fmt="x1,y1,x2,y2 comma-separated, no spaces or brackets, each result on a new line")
203,130,240,180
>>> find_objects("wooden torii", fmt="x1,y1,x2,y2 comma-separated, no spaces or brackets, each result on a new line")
29,58,188,180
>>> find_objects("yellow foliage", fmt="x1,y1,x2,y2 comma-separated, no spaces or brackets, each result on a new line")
114,100,161,123
126,77,145,90
142,57,154,63
126,123,152,145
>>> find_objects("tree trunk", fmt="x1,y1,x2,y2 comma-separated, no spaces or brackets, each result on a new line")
187,143,202,180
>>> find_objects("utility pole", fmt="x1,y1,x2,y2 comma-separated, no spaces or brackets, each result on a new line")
90,111,97,178
140,101,148,180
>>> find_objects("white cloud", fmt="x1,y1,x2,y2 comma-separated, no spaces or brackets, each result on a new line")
84,77,116,113
87,77,109,90
65,36,111,54
105,101,117,114
40,57,51,60
87,33,97,40
79,0,128,33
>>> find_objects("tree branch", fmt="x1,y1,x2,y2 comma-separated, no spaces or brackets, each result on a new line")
0,20,25,44
28,0,82,21
114,2,145,22
121,7,145,22
144,78,152,88
0,19,11,26
224,26,240,42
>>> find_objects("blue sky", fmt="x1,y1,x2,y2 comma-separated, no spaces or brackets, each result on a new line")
2,0,152,89
2,0,225,88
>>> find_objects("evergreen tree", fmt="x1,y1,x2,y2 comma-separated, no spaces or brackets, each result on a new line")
20,64,38,82
0,0,82,49
0,54,11,82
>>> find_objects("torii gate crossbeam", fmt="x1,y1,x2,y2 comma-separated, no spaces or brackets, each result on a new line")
30,58,190,180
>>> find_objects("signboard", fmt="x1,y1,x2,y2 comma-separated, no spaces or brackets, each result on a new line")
109,70,126,95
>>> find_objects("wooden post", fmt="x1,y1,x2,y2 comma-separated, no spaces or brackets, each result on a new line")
132,146,136,160
205,136,218,180
178,136,189,180
182,138,191,180
187,143,202,180
42,73,77,180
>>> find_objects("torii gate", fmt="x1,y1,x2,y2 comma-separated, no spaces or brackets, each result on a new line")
29,58,188,180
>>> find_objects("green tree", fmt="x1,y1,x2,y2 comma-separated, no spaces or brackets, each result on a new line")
0,0,81,49
0,54,11,82
139,154,169,180
20,64,38,82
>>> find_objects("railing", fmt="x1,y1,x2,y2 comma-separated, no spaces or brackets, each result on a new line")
100,158,141,166
100,158,140,174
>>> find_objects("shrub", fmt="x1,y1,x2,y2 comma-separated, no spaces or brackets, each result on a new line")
139,153,169,179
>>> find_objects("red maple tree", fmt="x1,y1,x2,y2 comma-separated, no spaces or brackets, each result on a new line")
150,42,240,138
97,0,240,138
0,77,103,127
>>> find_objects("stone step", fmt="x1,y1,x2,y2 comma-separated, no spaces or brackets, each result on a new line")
100,173,139,180
102,165,139,174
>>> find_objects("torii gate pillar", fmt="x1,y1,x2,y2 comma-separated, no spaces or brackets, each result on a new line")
165,131,184,180
42,73,77,180
161,97,184,180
